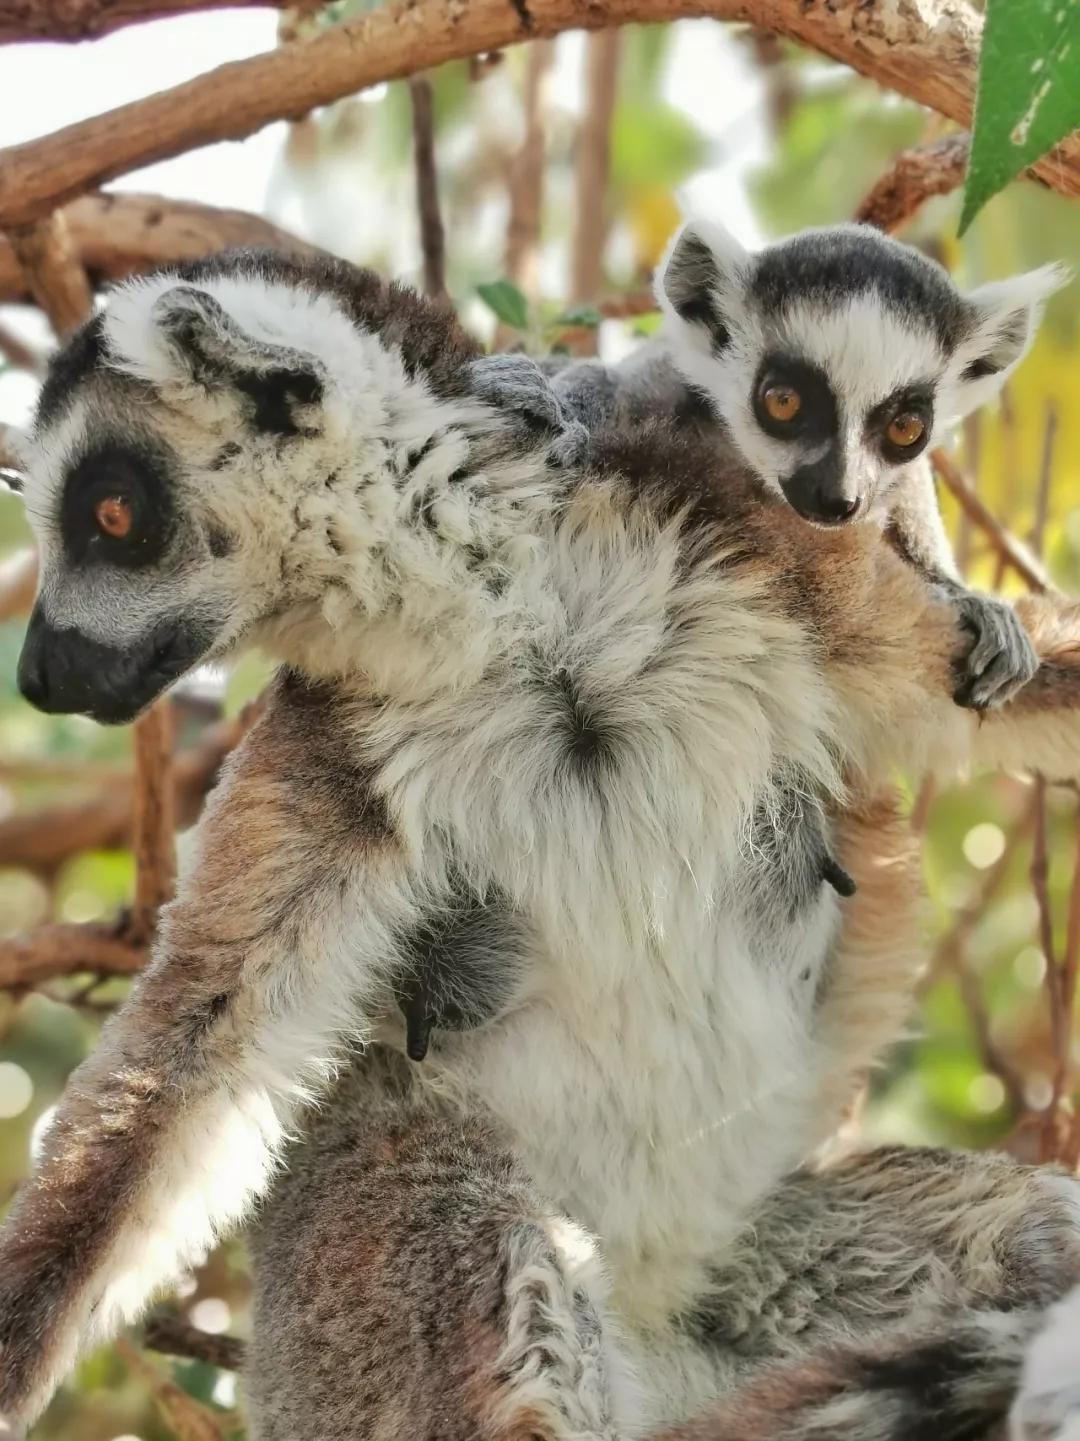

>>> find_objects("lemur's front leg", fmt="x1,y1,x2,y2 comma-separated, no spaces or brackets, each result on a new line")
886,460,1038,710
0,678,413,1430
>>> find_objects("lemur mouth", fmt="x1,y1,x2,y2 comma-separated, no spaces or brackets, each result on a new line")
17,609,216,725
788,498,864,529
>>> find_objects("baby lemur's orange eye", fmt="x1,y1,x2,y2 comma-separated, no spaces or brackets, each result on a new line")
762,386,802,423
886,413,925,448
94,495,134,540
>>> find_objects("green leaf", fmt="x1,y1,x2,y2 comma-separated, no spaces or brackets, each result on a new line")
476,280,529,332
552,305,603,330
961,0,1080,234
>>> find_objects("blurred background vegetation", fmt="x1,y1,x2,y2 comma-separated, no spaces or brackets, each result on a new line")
0,10,1078,1438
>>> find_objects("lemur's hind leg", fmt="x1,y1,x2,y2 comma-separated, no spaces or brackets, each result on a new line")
659,1306,1045,1441
246,1048,638,1441
671,1146,1080,1441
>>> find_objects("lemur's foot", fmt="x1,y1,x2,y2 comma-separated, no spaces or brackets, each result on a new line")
1011,1286,1080,1441
469,354,588,467
951,591,1039,710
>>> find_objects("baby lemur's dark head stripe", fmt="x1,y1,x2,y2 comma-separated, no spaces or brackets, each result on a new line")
750,227,969,353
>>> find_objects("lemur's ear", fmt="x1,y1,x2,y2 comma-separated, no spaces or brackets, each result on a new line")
152,286,326,434
951,264,1068,414
656,218,750,353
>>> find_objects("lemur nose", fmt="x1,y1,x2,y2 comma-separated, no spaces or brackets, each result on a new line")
817,494,859,523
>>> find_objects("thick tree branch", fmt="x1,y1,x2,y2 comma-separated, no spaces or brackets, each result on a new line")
0,0,293,43
854,131,970,233
0,192,320,307
1,0,1077,231
7,214,93,339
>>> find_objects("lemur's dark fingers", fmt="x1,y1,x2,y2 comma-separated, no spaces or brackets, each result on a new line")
0,683,409,1426
953,597,1040,710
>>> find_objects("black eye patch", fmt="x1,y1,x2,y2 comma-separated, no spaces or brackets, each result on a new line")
752,354,838,443
866,382,935,464
60,442,175,570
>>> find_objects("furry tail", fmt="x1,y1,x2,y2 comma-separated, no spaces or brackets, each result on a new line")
971,595,1080,779
656,1307,1038,1441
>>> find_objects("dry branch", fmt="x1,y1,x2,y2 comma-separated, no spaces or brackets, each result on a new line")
931,449,1053,595
129,699,177,940
144,1312,247,1372
504,39,555,292
0,0,291,42
0,711,248,874
2,0,1078,231
408,74,448,302
116,1337,228,1441
7,214,93,339
854,131,970,234
570,28,621,309
0,192,319,307
0,921,146,991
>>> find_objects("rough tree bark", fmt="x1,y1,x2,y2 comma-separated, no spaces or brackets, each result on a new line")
0,0,1077,232
0,192,320,306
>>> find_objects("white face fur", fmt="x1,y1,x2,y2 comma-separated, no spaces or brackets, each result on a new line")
655,219,1065,527
12,256,492,724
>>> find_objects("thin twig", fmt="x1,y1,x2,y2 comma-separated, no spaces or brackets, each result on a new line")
408,73,448,302
0,709,251,873
497,38,555,349
1049,801,1080,1112
931,449,1052,594
569,27,621,343
144,1311,247,1372
128,700,177,943
116,1337,228,1441
1031,403,1058,561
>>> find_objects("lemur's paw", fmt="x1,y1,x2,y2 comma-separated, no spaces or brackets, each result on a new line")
1011,1287,1080,1441
468,355,588,467
951,592,1039,710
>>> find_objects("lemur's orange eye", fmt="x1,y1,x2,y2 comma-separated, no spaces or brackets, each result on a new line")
886,413,925,448
94,495,134,540
762,386,802,422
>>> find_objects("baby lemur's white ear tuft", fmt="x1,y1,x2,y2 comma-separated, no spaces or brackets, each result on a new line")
952,263,1069,416
656,217,750,354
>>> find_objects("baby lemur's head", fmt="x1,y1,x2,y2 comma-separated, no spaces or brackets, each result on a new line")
656,219,1064,527
11,251,491,724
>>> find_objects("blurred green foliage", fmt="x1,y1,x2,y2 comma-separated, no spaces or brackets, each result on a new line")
1,18,1079,1440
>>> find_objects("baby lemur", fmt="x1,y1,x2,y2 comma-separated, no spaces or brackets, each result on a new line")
2,251,1080,1441
489,219,1063,710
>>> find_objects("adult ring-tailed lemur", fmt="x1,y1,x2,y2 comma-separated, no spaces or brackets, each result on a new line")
1,251,1079,1441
